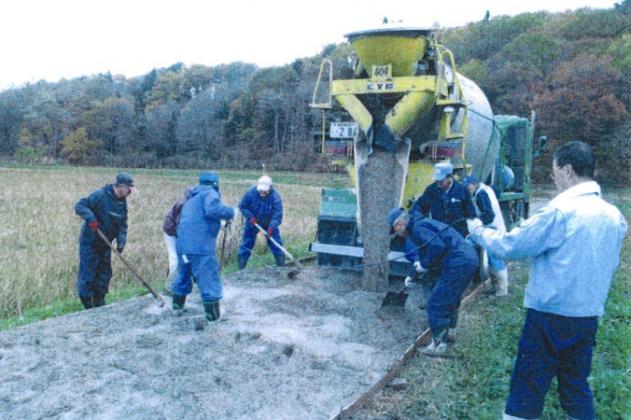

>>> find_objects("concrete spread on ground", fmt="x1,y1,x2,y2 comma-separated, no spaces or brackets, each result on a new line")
0,266,427,419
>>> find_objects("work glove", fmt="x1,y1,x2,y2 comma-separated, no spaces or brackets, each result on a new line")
249,217,257,226
267,227,274,236
89,220,99,232
413,261,427,273
466,218,484,235
404,276,414,288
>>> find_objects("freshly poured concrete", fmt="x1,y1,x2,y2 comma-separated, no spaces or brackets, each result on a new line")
0,266,426,419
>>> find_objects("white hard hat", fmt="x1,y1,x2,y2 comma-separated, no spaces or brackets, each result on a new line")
256,175,272,192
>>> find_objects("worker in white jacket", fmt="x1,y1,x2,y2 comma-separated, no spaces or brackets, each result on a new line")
463,175,509,296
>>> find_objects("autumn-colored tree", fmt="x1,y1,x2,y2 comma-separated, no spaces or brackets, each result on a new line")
531,54,627,140
60,127,100,164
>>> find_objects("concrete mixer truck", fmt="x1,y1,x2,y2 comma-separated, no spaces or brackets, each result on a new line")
309,24,539,291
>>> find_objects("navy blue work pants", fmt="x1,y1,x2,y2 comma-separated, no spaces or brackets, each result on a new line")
426,253,478,337
237,224,284,263
76,242,112,299
505,308,598,420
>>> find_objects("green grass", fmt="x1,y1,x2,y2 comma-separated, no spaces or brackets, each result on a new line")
354,188,630,419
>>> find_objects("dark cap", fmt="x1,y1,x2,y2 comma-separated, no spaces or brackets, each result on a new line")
115,172,134,187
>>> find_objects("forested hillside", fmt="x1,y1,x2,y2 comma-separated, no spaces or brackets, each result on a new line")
0,2,629,183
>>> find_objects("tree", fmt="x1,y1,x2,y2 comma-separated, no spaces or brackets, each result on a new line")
13,127,46,164
176,90,225,158
60,127,100,164
81,97,134,162
530,54,628,155
0,89,25,155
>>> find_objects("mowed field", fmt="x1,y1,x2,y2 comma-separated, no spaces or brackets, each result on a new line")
0,165,349,321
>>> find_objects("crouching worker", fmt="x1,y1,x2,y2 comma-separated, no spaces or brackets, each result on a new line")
237,175,284,269
74,173,135,309
462,175,509,296
389,207,478,356
172,172,235,322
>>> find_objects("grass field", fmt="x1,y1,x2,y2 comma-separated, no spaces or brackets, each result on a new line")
1,166,628,418
0,165,349,326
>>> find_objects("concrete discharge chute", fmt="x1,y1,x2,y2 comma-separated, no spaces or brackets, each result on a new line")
310,25,535,291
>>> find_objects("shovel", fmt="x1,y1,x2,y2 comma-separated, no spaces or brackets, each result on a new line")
96,228,165,306
381,271,422,307
253,222,303,278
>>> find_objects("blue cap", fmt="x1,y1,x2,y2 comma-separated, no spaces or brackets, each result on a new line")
388,207,405,227
462,175,478,186
432,162,454,181
199,172,219,187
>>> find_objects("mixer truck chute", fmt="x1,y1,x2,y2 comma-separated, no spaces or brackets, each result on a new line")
309,25,535,291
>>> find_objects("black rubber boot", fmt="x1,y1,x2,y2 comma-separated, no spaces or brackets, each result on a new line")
93,294,105,308
172,294,186,316
80,296,94,309
203,300,220,322
274,253,285,267
237,256,247,270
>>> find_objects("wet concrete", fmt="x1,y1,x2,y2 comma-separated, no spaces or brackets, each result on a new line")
0,266,427,419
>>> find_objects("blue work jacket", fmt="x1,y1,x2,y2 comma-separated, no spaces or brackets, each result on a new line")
407,218,477,270
239,186,283,229
75,184,128,248
410,180,476,237
176,185,235,255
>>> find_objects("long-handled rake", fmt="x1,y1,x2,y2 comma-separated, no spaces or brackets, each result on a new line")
96,228,165,306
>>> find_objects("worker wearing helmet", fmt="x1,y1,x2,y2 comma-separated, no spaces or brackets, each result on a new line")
172,172,235,322
409,161,476,237
462,175,509,297
237,175,285,269
388,207,478,356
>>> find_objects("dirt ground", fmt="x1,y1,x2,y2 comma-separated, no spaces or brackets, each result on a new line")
0,266,428,419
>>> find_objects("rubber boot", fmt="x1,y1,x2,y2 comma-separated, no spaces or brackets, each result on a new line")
495,268,509,297
172,294,186,316
274,253,285,267
80,296,94,310
203,300,221,322
421,329,448,357
237,256,247,270
93,293,105,308
446,311,458,344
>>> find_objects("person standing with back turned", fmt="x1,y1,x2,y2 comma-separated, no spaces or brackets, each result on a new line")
171,172,235,322
467,141,627,420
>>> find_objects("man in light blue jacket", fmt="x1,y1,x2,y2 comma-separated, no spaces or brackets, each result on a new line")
467,141,627,420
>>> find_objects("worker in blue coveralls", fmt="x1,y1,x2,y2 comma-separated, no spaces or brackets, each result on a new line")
389,207,479,356
409,161,476,237
172,172,235,322
467,141,627,420
237,175,285,269
74,173,135,309
462,175,509,297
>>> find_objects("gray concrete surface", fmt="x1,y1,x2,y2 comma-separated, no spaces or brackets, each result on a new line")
0,266,427,419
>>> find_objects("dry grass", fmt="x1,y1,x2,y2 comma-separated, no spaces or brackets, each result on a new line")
0,166,341,317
